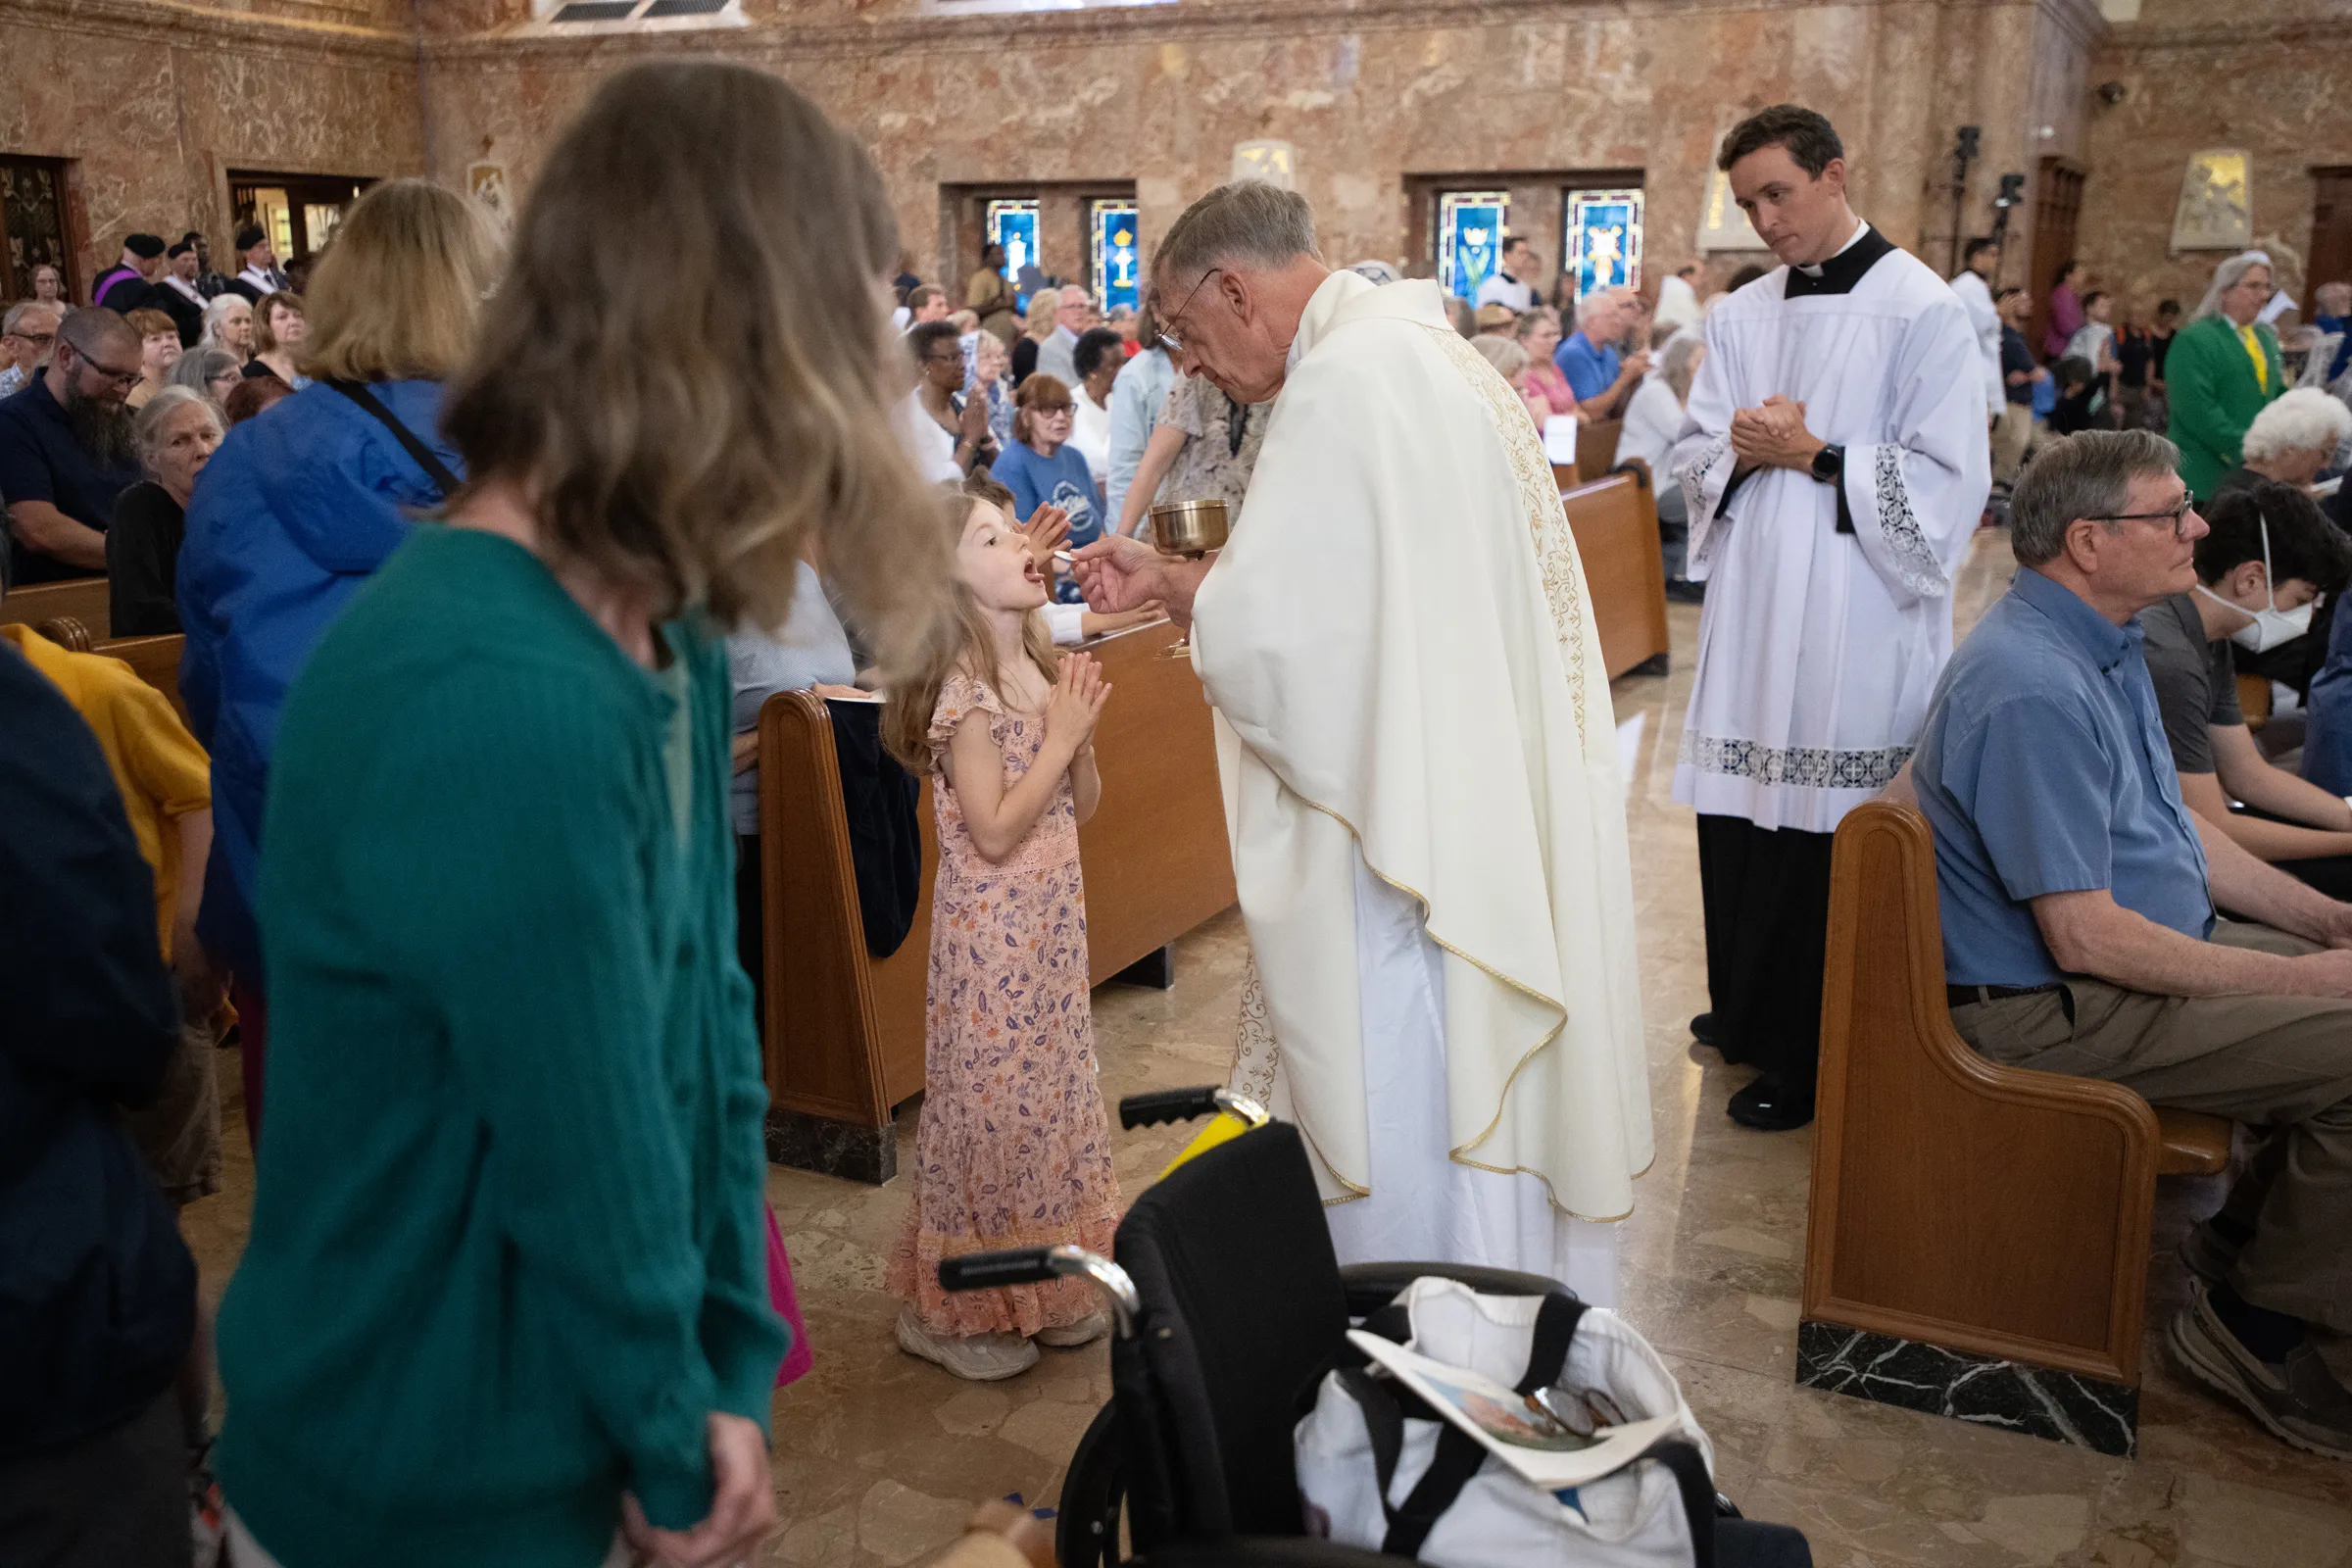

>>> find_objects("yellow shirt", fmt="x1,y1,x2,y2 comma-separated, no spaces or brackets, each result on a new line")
2240,323,2270,391
3,623,210,957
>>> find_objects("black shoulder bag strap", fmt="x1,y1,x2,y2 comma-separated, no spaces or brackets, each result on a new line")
1345,1290,1592,1559
325,377,461,499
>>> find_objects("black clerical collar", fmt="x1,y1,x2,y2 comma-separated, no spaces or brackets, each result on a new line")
1784,224,1896,299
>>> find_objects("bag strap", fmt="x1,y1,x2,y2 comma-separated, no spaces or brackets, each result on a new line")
1333,1367,1487,1560
1339,1285,1593,1562
325,378,462,498
1639,1437,1719,1568
1516,1291,1590,1395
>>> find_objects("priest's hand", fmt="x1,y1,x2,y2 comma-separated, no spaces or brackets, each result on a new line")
1072,535,1210,630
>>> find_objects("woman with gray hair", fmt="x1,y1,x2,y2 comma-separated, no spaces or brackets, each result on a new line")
107,384,225,635
197,294,255,366
168,345,242,407
1618,333,1709,597
2224,387,2352,494
2168,249,2289,498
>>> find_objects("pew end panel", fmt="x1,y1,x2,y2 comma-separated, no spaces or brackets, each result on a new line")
1558,471,1671,680
1800,798,2235,1457
1072,619,1238,980
756,689,901,1184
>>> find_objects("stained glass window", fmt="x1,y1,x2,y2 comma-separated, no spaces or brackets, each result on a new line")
1092,200,1140,314
1438,191,1509,302
1565,189,1644,304
987,199,1041,308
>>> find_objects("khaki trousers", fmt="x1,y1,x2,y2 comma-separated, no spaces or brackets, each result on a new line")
1949,920,2352,1333
1990,403,2036,487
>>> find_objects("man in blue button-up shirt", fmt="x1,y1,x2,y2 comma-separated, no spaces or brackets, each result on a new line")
1913,428,2352,1460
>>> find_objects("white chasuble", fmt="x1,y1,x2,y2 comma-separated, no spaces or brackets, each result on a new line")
1197,271,1651,1286
1668,226,1991,834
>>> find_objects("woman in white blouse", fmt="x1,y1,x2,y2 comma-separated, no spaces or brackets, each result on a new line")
1616,333,1707,598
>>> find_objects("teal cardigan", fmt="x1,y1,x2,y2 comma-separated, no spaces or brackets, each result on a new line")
2165,314,2285,499
217,526,784,1568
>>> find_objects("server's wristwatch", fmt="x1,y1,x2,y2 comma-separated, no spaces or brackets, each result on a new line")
1809,443,1845,484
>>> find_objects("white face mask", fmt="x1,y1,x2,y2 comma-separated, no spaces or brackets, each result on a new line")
2195,513,2314,653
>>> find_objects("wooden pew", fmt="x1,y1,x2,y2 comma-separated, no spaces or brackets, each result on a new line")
757,616,1237,1182
1575,416,1622,483
1800,799,2232,1457
1,575,111,641
94,633,190,725
1558,469,1671,679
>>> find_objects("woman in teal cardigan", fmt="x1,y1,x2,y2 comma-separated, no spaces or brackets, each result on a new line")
213,63,956,1568
2166,251,2286,499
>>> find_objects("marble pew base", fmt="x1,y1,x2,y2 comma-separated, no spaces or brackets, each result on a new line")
1796,1318,2139,1458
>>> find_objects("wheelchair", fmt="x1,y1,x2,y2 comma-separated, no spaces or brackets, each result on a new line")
940,1088,1812,1567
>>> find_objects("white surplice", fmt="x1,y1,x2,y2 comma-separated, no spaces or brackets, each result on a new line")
1669,226,1990,834
1199,270,1651,1292
1948,269,2006,412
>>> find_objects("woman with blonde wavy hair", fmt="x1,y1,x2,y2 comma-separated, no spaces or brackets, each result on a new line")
210,66,962,1565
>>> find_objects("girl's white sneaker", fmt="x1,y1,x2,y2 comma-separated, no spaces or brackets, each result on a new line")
897,1305,1040,1381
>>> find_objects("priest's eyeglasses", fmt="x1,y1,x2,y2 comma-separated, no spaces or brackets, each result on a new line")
2091,499,2200,538
1155,267,1226,354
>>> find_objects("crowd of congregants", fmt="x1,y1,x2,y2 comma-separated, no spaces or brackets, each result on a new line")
5,79,2352,1568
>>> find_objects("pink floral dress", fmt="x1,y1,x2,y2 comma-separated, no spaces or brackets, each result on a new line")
887,670,1121,1337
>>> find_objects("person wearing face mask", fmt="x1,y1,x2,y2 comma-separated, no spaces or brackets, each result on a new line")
2140,481,2352,898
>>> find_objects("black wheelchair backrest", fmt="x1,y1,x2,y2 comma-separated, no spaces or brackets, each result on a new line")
1113,1122,1351,1540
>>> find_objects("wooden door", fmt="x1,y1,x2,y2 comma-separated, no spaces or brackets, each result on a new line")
1,155,77,303
2028,159,2084,360
2305,169,2352,314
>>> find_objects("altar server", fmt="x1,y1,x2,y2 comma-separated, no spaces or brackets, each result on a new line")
1075,181,1650,1298
1669,105,1990,1131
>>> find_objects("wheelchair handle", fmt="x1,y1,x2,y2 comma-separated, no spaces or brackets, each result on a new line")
937,1244,1142,1338
1118,1086,1269,1130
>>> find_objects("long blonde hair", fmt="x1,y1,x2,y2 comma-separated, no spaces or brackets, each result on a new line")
303,178,502,383
883,479,1058,773
440,61,957,676
1024,291,1059,340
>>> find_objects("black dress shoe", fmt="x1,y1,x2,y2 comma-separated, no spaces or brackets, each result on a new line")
1665,578,1707,604
1728,1073,1814,1131
1690,1011,1745,1064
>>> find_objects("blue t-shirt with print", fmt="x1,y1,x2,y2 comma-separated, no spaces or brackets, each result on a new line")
993,440,1103,604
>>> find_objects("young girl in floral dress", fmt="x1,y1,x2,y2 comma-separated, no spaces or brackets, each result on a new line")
883,477,1121,1381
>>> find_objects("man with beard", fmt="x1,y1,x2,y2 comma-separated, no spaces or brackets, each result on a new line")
0,308,144,583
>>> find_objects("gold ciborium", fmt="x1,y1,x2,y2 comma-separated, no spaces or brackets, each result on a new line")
1148,500,1229,659
1149,498,1231,558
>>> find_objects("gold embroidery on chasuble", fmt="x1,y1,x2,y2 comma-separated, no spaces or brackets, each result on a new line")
1422,326,1596,738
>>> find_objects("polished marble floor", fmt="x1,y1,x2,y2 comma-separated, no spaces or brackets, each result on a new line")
182,528,2352,1566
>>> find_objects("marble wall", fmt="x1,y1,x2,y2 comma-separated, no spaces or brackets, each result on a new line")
2077,0,2352,312
413,0,2098,304
1,0,422,301
7,0,2343,323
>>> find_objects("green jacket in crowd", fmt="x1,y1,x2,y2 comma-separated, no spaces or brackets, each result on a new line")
2165,313,2285,500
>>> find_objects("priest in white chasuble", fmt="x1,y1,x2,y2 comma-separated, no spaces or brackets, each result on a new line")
1668,106,1989,1133
1072,182,1650,1299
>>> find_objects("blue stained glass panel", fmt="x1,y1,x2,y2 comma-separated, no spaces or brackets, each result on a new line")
1439,191,1509,301
987,199,1040,308
1565,188,1644,304
1093,201,1140,314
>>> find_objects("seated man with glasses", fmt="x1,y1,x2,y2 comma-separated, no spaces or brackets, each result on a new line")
0,300,62,399
1912,427,2352,1460
0,307,145,583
